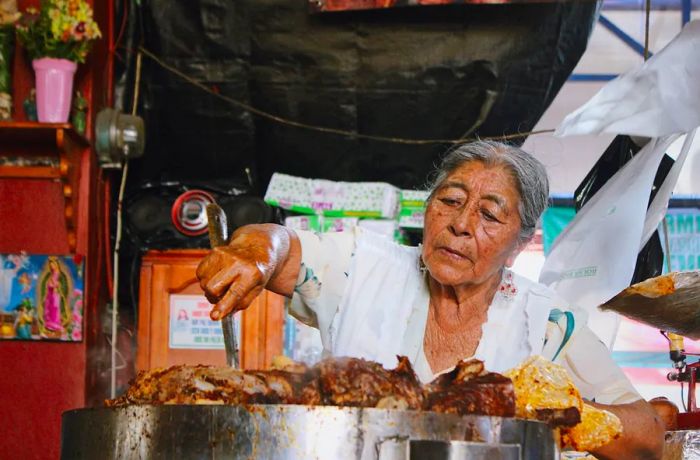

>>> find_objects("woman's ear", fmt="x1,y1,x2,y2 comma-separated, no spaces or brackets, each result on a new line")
505,239,530,267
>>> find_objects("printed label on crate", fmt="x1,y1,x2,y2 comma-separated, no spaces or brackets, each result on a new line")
169,294,224,349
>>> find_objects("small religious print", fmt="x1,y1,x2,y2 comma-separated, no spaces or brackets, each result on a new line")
169,294,234,349
0,253,84,342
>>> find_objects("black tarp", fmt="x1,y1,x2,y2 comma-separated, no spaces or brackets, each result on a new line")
118,0,599,192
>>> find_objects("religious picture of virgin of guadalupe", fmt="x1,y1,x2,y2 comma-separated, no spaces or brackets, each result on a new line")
0,254,84,342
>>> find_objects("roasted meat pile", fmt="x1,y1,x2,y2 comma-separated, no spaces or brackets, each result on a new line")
108,354,623,453
106,364,316,406
108,355,511,416
107,355,426,410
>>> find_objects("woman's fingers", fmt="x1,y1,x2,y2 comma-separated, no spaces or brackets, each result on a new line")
211,287,245,320
196,250,222,291
210,272,258,320
205,263,241,299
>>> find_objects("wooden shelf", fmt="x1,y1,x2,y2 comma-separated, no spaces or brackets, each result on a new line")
0,165,61,178
0,122,91,252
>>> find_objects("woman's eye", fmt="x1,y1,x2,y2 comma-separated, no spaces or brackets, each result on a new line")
439,198,461,206
481,210,498,221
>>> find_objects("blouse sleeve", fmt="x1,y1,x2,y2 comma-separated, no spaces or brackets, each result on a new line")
557,324,642,405
287,228,357,337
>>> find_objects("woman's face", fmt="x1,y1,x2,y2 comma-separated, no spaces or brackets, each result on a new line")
422,161,524,288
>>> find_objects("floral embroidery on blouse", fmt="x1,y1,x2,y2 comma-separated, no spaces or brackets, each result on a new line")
497,270,518,300
294,262,322,299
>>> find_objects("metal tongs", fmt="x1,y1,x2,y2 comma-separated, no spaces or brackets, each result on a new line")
206,203,239,368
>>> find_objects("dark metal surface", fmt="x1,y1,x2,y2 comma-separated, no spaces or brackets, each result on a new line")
205,203,228,248
61,405,556,460
409,440,521,459
600,271,700,339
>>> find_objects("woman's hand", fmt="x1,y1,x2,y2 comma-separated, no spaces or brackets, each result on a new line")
590,399,664,460
196,223,301,320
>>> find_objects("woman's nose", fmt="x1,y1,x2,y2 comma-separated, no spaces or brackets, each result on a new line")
449,208,473,237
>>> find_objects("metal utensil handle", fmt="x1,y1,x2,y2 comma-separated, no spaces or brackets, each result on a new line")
221,315,239,368
205,203,239,368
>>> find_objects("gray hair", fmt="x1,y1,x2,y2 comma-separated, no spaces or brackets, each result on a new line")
427,140,549,245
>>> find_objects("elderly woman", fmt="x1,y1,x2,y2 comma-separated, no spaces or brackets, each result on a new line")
197,140,664,460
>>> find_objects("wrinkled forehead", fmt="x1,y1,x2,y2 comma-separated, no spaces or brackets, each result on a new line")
432,160,521,200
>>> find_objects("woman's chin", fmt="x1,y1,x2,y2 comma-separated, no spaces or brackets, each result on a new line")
426,266,472,287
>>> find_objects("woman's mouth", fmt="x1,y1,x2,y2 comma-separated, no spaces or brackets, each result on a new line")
437,247,468,260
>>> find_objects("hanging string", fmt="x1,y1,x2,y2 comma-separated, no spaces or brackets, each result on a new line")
110,50,143,399
136,46,555,146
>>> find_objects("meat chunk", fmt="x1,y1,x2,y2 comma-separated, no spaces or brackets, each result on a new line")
532,407,581,427
425,359,516,417
503,355,582,426
560,403,623,452
315,356,425,410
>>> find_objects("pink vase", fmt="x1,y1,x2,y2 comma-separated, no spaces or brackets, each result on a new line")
32,58,77,123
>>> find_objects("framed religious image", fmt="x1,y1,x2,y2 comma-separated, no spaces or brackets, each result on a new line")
0,253,84,342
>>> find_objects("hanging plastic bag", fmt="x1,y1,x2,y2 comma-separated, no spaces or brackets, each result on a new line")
574,135,675,284
539,135,679,348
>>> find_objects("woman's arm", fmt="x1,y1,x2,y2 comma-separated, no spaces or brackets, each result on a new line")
589,399,665,460
555,323,665,460
196,223,301,320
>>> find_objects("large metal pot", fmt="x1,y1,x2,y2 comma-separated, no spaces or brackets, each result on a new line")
62,405,556,460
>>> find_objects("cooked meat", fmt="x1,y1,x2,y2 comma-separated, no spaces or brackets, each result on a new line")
560,403,623,452
270,354,310,374
425,359,516,417
106,365,312,407
108,353,622,454
316,356,424,409
533,407,581,427
504,355,623,451
504,355,582,424
429,358,486,388
107,356,425,410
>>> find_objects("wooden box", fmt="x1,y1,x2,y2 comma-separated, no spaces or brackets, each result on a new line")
136,249,285,371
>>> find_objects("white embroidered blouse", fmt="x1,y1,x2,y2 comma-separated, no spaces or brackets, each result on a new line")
289,227,640,405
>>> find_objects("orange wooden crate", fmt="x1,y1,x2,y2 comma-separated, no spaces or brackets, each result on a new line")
136,249,285,371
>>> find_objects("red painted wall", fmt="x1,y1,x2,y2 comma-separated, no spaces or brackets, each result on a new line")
0,169,91,460
0,0,112,458
0,342,86,460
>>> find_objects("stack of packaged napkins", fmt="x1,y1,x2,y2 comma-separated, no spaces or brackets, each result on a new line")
284,216,359,233
264,173,399,218
398,190,429,229
266,173,432,243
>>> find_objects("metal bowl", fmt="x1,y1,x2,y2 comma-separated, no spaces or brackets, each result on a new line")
61,404,557,460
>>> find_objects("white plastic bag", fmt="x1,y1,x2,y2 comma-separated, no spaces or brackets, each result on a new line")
556,20,700,138
539,135,679,348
